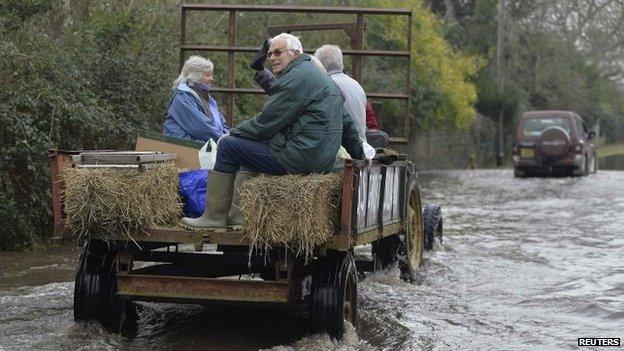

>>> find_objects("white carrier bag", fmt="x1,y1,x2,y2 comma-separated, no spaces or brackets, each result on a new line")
198,138,218,170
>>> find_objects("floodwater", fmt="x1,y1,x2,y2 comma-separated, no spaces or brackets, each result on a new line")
1,169,623,350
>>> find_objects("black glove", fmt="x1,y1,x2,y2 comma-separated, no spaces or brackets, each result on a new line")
375,147,399,165
250,38,270,71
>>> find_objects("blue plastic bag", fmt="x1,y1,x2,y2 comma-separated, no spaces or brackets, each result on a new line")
178,169,208,218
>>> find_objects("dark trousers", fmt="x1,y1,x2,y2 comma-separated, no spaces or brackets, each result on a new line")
214,135,287,175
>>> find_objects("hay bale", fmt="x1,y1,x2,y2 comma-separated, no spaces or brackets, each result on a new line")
61,162,181,241
239,172,343,260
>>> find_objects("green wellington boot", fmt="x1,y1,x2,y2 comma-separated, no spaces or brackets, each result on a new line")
227,171,257,228
181,170,234,230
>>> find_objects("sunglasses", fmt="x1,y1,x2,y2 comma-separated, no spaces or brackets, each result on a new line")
268,48,290,58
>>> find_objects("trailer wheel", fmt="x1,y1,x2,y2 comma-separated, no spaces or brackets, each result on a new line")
423,204,443,250
372,234,401,270
310,253,358,340
74,240,136,335
73,249,88,322
74,240,106,323
397,179,424,282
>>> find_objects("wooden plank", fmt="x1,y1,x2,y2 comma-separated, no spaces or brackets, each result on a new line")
354,221,402,246
138,130,204,149
382,167,394,222
356,168,368,230
136,136,201,169
392,167,401,220
366,168,382,228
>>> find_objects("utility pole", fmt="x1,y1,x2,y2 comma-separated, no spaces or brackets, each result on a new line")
496,0,505,166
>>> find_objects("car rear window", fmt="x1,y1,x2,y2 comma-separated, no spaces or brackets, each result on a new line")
521,117,571,137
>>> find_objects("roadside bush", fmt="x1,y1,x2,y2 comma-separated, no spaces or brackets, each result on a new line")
0,2,177,250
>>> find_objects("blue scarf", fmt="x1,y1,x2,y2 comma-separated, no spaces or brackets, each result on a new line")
190,82,226,131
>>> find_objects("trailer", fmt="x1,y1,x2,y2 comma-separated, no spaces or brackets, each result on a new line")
48,4,443,340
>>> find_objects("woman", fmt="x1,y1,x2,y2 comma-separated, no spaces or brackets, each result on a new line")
163,55,229,142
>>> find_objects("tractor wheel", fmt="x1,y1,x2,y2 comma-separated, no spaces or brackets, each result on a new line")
310,253,358,340
423,204,443,251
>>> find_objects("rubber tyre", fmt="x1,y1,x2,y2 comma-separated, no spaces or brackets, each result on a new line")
573,156,587,177
73,240,136,335
372,234,401,270
310,253,358,340
538,126,571,157
74,239,108,323
514,167,526,178
423,204,443,251
100,252,137,335
396,179,424,283
591,153,598,173
73,249,88,322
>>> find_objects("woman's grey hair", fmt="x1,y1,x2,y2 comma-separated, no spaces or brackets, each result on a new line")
270,33,303,55
172,55,213,89
309,55,327,73
314,44,344,72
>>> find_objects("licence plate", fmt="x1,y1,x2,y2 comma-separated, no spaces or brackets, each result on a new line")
520,148,534,158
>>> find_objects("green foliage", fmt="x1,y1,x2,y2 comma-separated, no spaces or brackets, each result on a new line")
431,0,624,145
505,28,623,131
364,0,479,130
0,0,52,32
0,1,178,250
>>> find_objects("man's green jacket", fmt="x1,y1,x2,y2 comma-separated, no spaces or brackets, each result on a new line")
230,54,364,174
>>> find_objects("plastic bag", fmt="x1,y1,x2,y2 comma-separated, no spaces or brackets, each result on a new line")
334,146,351,169
178,169,208,218
363,142,376,160
198,138,217,170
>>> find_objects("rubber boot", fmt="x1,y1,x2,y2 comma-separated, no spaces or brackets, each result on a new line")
181,170,234,230
228,171,257,228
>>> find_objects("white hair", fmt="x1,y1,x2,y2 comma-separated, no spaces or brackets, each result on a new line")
309,55,327,73
173,55,213,89
270,33,303,55
314,44,344,72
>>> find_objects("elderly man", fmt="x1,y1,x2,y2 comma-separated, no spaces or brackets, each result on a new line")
314,44,367,144
181,33,364,230
314,45,390,148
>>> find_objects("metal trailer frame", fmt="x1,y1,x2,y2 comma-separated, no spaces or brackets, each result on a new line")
179,4,412,143
52,5,422,340
52,151,423,338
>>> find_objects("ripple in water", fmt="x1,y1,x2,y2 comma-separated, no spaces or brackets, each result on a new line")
0,170,622,350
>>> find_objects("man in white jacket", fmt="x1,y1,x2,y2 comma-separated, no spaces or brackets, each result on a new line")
314,44,368,145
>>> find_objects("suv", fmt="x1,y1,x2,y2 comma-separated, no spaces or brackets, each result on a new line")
512,110,597,177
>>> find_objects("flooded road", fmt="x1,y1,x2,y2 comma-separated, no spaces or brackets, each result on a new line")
1,170,622,350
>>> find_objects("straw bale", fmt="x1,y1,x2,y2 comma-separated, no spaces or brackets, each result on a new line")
61,162,181,241
239,172,343,260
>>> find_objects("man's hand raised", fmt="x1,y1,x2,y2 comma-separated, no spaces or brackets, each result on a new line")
250,38,270,71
